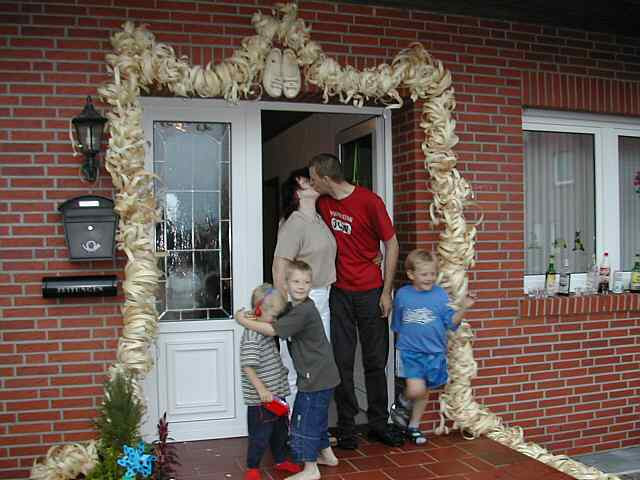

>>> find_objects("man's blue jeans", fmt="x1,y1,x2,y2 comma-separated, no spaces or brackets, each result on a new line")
290,388,333,462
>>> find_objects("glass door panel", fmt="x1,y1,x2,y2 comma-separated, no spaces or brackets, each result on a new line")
153,121,232,321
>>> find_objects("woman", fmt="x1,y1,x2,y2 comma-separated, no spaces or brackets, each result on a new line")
272,167,337,405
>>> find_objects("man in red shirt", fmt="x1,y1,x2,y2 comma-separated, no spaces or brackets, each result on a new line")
309,153,403,449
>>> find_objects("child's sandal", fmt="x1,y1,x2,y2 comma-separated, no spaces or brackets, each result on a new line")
406,427,427,445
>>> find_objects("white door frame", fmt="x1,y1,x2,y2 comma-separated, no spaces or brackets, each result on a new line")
140,98,394,440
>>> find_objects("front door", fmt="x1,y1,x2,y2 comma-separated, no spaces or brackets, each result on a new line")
141,98,262,441
140,100,393,441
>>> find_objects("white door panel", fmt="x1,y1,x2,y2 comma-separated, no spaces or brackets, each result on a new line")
156,322,243,440
162,333,234,416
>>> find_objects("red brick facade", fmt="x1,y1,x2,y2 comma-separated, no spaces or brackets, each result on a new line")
1,1,639,478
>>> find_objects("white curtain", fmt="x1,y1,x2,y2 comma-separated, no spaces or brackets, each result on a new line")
524,131,595,274
619,136,640,270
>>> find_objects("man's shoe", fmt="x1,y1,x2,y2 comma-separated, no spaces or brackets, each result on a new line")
390,402,410,428
368,424,405,447
263,48,283,98
335,434,358,450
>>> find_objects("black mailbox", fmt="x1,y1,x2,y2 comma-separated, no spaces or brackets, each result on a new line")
59,195,118,261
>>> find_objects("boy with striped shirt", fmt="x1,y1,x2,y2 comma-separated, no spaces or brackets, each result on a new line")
240,284,301,480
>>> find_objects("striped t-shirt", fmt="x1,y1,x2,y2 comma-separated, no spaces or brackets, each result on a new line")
240,329,290,406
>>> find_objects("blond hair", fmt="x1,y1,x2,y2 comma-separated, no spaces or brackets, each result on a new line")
404,249,438,272
286,259,313,280
251,283,286,318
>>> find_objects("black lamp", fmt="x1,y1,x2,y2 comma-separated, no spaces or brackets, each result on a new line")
72,96,107,182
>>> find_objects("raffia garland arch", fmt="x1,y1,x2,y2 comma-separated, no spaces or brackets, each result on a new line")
31,4,619,480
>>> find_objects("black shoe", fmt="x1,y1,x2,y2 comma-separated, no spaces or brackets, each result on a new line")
390,402,410,428
368,424,405,447
336,434,358,450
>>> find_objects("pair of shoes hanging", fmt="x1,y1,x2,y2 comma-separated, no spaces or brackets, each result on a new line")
263,48,301,99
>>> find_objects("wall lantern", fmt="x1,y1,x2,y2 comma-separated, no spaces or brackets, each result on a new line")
71,96,107,182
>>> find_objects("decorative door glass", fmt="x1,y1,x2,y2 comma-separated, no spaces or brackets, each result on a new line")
153,121,232,320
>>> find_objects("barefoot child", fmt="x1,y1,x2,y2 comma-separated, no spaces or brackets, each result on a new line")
240,284,302,480
236,261,340,480
390,249,476,444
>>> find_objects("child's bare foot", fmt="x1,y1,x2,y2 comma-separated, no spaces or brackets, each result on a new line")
317,447,339,467
285,462,320,480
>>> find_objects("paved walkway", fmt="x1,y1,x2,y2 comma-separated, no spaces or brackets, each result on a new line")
172,431,578,479
575,446,640,480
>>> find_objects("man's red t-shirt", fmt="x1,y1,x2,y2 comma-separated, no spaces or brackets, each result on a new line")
317,186,395,292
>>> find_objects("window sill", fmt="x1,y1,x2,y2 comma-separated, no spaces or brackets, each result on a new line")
519,292,640,318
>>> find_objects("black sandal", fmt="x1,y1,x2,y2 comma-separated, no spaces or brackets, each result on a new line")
406,427,427,445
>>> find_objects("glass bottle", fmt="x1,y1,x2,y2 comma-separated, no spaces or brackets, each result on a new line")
545,254,558,296
558,256,571,296
630,253,640,293
597,252,610,294
586,253,598,294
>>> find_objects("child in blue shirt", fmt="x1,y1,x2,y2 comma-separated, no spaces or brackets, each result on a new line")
391,249,476,444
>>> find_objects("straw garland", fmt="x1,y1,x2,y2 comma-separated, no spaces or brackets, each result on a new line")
29,443,97,480
31,4,619,480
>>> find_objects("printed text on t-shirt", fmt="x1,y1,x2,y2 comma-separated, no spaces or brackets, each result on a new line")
331,217,352,234
402,307,436,325
329,210,353,222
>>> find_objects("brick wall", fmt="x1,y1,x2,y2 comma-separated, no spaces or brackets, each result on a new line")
1,1,640,478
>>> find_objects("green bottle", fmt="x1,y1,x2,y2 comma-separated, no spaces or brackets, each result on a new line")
545,254,558,295
631,253,640,293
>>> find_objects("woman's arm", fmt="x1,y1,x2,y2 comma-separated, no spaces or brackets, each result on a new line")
272,256,291,297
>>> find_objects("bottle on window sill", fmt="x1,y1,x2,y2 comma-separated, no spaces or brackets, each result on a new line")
545,254,558,296
558,256,571,296
597,251,611,294
612,271,625,294
586,253,598,295
631,253,640,293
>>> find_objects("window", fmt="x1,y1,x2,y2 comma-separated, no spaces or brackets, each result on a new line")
523,110,640,292
619,136,640,269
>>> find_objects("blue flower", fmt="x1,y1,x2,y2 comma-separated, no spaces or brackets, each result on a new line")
117,440,156,479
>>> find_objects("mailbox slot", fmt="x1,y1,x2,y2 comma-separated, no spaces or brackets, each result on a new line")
42,275,118,298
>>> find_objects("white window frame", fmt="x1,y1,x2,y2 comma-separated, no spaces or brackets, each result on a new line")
523,109,640,293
